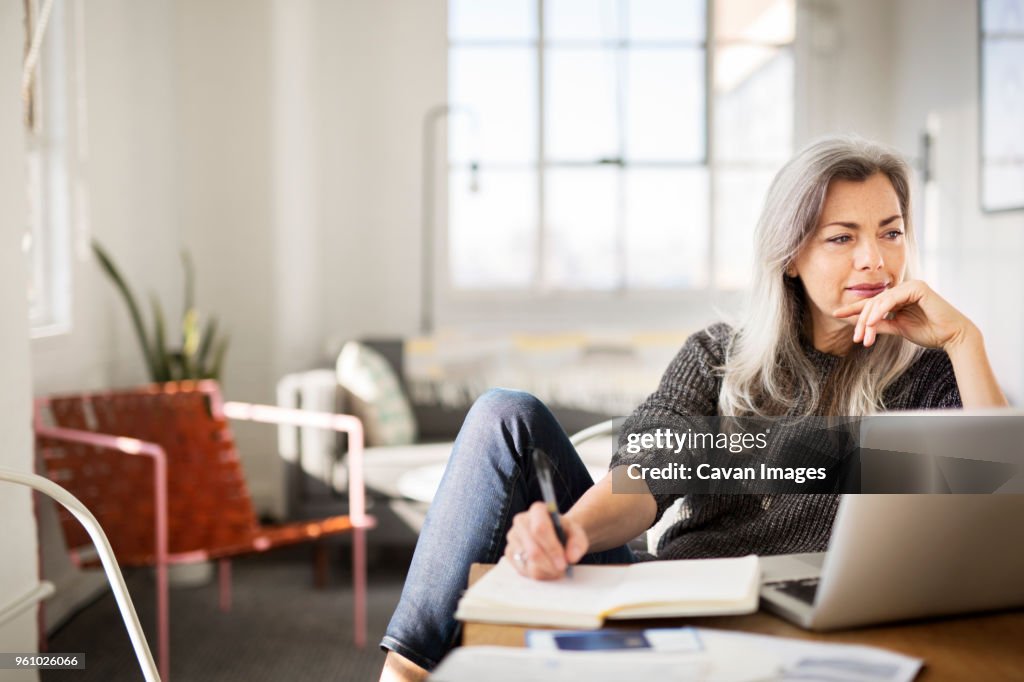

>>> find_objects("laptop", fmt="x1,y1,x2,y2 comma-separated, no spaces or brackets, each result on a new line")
760,494,1024,630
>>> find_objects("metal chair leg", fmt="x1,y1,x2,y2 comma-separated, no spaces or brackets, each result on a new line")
218,559,232,612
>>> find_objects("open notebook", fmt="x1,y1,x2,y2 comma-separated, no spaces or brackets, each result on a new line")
455,555,760,628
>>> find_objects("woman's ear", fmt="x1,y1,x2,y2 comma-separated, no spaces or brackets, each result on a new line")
785,265,797,278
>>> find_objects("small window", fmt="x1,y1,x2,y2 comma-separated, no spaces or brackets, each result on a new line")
980,0,1024,212
25,0,82,336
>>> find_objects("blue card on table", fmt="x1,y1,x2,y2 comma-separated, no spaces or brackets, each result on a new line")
526,627,703,653
553,631,651,651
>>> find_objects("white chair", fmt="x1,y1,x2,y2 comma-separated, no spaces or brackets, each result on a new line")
0,466,161,682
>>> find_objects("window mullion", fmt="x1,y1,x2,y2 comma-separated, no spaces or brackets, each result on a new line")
616,0,628,292
705,0,716,292
536,0,547,293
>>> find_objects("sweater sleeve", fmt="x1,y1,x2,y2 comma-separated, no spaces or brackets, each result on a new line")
609,323,730,523
908,349,963,409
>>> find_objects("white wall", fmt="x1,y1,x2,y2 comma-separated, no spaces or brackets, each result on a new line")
889,0,1024,403
33,0,182,395
317,0,447,341
174,0,281,510
1,1,42,677
796,0,896,145
173,0,449,511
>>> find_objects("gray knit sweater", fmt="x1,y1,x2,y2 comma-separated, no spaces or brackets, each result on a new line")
610,322,962,560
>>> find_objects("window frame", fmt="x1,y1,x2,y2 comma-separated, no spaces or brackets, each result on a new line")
26,0,80,338
438,0,794,327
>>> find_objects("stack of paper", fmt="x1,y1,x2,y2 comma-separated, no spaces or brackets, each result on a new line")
430,628,924,682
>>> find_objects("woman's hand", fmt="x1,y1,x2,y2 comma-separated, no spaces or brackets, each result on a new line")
504,501,589,580
832,280,976,351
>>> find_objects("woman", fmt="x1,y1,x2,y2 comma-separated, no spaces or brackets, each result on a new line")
378,136,1007,681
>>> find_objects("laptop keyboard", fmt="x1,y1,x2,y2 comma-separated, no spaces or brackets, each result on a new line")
767,578,820,605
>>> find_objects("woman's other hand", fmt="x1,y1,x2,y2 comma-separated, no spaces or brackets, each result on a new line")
504,501,589,580
832,280,977,351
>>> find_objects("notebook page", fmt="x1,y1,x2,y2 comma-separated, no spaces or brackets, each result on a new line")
606,555,759,610
462,558,629,614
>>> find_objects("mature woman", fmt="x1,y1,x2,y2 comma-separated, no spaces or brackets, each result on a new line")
378,136,1007,681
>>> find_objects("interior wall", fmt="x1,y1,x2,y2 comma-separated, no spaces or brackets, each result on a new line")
317,0,448,345
0,2,42,675
174,0,283,510
889,0,1024,403
795,0,896,146
32,0,182,396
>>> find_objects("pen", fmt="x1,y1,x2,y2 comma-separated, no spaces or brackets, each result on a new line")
531,448,573,578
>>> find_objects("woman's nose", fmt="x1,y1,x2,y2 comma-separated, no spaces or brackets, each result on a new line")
854,239,884,270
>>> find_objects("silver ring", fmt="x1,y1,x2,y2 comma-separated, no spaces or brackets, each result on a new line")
513,551,527,568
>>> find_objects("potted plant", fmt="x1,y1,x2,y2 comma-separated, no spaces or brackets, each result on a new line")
93,240,228,383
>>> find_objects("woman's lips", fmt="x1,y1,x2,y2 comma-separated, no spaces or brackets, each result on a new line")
846,284,887,298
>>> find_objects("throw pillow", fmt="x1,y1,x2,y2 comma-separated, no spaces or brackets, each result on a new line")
336,341,418,447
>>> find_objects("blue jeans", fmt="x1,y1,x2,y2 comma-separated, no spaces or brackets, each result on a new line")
380,389,639,670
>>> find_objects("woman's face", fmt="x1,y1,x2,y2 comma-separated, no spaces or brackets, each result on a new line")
788,172,907,344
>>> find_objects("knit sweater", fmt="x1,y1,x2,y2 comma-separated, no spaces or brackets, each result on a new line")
610,322,962,560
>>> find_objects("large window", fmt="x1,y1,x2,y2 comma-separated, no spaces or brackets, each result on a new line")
446,0,794,295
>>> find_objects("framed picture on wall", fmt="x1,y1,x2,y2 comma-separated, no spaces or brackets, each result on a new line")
980,0,1024,212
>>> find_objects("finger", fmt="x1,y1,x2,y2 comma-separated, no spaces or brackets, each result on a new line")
528,502,567,571
854,299,874,343
505,524,527,573
863,292,901,345
508,513,555,576
864,290,897,327
518,523,559,577
859,300,876,345
833,300,867,318
868,319,900,343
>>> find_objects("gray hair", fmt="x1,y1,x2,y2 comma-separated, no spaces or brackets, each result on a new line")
718,135,922,417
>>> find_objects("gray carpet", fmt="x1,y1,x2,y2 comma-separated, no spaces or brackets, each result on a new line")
42,545,411,682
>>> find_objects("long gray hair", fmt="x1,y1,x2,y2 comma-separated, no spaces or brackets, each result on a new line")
718,135,923,417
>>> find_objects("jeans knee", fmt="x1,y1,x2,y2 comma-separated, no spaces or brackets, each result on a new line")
467,388,547,429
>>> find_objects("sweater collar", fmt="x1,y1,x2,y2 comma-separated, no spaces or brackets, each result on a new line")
799,333,844,370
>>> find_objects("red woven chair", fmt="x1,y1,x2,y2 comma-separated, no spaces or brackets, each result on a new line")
34,380,375,681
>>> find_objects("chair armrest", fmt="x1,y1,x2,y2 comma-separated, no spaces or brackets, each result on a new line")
569,419,616,447
220,401,369,527
35,424,166,461
1,466,162,682
34,425,170,566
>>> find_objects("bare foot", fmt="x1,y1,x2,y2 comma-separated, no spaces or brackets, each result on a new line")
379,651,429,682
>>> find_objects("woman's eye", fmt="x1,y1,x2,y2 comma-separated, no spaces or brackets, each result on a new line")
828,235,852,244
885,230,905,239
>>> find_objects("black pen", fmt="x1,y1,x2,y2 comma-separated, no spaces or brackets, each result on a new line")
531,448,572,578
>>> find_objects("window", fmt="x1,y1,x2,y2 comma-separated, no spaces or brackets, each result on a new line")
445,0,794,297
25,0,83,336
980,0,1024,212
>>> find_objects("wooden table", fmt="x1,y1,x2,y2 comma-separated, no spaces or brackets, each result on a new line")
461,564,1024,681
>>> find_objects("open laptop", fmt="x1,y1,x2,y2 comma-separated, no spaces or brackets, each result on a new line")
760,494,1024,630
761,410,1024,630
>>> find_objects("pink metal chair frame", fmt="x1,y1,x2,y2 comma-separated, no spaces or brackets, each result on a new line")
34,381,375,681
